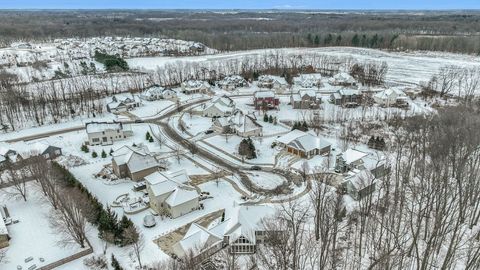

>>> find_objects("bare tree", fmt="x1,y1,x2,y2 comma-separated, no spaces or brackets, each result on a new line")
2,161,28,201
123,225,145,269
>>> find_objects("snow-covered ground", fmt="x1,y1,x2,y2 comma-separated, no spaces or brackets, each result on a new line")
245,171,286,190
127,46,480,89
0,184,86,270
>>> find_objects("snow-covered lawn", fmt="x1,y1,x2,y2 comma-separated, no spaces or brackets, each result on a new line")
203,134,279,165
181,114,214,136
245,171,286,190
130,100,175,118
0,184,86,270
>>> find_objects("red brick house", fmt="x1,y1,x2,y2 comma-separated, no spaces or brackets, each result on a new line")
253,90,279,110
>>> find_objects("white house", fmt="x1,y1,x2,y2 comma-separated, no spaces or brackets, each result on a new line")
86,122,133,146
202,96,236,117
181,80,211,94
373,88,407,106
106,94,141,113
293,74,323,89
329,72,357,87
217,75,248,91
140,86,177,101
342,169,376,200
257,75,289,93
145,170,200,218
172,205,275,258
335,148,388,178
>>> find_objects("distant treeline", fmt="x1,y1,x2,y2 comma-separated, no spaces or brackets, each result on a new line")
0,10,480,54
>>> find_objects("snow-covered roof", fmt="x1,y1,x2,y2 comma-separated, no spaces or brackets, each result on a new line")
182,80,209,90
165,187,199,207
294,73,322,88
287,133,331,152
330,72,356,84
140,86,165,97
298,89,317,98
339,149,369,164
373,88,406,100
86,122,123,134
174,223,222,257
218,75,246,86
258,75,288,85
276,129,308,145
338,89,360,96
0,214,7,235
344,169,375,190
146,170,199,207
254,90,276,98
230,112,262,133
112,145,157,173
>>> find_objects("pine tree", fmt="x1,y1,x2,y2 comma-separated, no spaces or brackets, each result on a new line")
269,115,273,123
81,144,89,153
111,254,124,270
149,137,154,143
146,131,151,141
263,113,269,122
98,206,118,242
110,148,114,156
92,151,98,158
314,35,320,45
101,150,107,158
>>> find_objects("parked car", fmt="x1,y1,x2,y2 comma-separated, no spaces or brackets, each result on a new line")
250,165,262,171
135,119,144,123
205,130,214,134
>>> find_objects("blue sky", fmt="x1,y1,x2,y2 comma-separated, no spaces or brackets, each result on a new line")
0,0,479,10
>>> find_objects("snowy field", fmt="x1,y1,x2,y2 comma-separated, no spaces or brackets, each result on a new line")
0,184,86,269
245,171,286,190
127,47,480,89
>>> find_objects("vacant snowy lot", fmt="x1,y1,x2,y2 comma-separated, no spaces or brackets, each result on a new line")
0,184,86,269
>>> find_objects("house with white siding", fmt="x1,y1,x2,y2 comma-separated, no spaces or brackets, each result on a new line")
145,170,200,218
181,80,211,94
86,122,133,146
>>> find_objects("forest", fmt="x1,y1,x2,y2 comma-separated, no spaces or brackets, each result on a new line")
0,10,480,54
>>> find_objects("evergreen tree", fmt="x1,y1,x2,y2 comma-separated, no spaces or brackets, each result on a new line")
269,115,273,123
110,148,114,156
111,254,124,270
146,131,151,141
149,137,154,143
101,149,107,158
302,121,309,131
92,151,98,158
352,34,360,47
81,144,89,153
314,35,320,45
98,206,118,241
263,113,269,122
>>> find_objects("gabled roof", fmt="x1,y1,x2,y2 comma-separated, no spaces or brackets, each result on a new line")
254,90,276,99
165,187,199,207
112,145,157,173
338,89,360,96
339,149,369,164
344,169,375,190
86,122,123,134
287,133,331,152
174,223,223,257
276,129,307,145
230,112,262,133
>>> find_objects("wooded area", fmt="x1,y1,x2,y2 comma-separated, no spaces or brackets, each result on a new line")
0,10,480,54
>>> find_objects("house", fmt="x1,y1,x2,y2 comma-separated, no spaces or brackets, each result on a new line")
172,205,274,259
330,89,362,106
106,94,141,113
0,209,9,248
335,148,388,178
140,85,177,101
373,88,408,106
111,145,161,181
181,80,211,94
257,75,289,93
328,72,357,87
217,75,248,91
291,89,322,109
342,169,376,200
293,74,323,89
86,122,133,146
0,147,22,166
145,170,200,218
254,90,279,110
27,142,62,160
276,130,331,159
202,96,236,118
226,112,263,137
